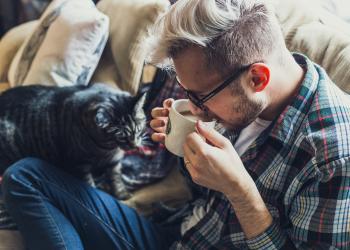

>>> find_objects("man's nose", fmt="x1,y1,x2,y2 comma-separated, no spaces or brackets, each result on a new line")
188,101,204,116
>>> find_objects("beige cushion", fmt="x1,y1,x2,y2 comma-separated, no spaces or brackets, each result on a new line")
286,22,350,93
0,83,10,92
273,0,322,38
90,41,121,89
95,0,169,95
8,0,109,87
318,9,350,37
123,164,193,216
274,0,350,93
0,21,38,82
0,230,25,250
274,0,350,36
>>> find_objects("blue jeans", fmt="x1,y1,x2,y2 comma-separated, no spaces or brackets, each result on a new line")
1,157,181,250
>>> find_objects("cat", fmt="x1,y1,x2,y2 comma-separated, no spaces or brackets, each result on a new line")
0,83,147,198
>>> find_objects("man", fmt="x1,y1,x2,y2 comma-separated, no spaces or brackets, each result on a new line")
2,0,349,249
149,0,350,249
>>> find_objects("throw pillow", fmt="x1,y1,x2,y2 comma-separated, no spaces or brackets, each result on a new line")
95,0,169,95
0,21,38,82
8,0,109,87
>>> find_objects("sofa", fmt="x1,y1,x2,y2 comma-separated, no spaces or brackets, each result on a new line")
0,0,349,249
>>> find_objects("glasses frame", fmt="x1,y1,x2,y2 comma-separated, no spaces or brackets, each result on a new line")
176,63,254,110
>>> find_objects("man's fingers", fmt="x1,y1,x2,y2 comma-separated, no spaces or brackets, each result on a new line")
149,99,175,144
153,127,166,133
150,119,166,130
151,133,165,143
183,143,196,160
151,99,173,119
196,121,228,149
151,107,169,119
183,144,196,174
163,98,174,109
185,132,211,157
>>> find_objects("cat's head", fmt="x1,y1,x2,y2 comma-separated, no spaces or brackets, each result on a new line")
81,85,147,151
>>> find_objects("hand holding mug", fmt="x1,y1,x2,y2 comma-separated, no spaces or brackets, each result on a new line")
151,99,216,157
150,98,174,143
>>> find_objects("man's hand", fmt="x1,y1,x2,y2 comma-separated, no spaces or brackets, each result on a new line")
184,120,273,239
183,120,253,197
150,98,174,143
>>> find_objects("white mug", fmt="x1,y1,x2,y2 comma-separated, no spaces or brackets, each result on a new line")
165,99,216,157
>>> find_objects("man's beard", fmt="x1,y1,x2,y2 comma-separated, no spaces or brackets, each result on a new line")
217,84,265,134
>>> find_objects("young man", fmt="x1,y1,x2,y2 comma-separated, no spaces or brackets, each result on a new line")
2,0,349,249
148,0,350,248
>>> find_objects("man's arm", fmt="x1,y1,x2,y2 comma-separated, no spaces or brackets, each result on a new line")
184,122,350,249
225,183,273,239
240,157,350,249
183,121,275,239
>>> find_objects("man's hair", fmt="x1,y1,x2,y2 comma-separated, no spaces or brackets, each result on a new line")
145,0,287,74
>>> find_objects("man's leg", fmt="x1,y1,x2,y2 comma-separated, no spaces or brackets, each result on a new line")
1,157,180,250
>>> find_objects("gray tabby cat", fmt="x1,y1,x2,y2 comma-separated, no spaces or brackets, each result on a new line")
0,83,147,199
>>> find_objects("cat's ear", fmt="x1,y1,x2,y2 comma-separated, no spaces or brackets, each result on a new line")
95,108,112,129
133,93,147,115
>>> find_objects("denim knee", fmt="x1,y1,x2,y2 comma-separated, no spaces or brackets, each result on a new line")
1,157,48,200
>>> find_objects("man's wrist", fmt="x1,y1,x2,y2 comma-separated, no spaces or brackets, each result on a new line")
225,181,273,239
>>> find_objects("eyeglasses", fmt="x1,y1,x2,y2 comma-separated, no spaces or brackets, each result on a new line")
175,63,253,110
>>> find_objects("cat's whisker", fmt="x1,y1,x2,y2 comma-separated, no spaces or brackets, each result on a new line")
141,132,149,138
141,135,152,141
140,131,149,139
142,137,151,142
141,141,155,147
141,135,153,143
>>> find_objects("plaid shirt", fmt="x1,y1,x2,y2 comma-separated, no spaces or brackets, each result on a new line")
171,54,350,249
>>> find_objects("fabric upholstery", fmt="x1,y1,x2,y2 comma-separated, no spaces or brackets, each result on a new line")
273,0,322,38
286,22,350,93
7,0,109,87
0,230,25,250
0,83,9,92
0,0,350,248
95,0,169,95
0,21,38,82
274,0,350,93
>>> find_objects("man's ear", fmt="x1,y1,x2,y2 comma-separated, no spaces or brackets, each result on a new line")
250,63,270,92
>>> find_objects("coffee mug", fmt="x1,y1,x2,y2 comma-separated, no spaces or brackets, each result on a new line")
165,99,216,157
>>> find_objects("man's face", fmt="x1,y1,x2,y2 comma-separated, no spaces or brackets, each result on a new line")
173,46,264,132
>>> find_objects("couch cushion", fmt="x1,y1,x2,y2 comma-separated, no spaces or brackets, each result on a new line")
272,0,350,92
8,0,109,88
0,21,38,82
0,230,24,250
0,83,10,93
286,22,350,93
94,0,169,95
273,0,322,38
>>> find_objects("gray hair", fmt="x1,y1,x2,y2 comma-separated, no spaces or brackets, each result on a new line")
145,0,287,73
